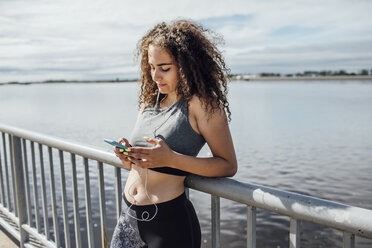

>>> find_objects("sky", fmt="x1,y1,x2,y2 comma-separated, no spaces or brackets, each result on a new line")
1,0,372,82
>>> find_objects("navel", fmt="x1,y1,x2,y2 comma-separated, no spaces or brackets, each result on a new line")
130,187,138,196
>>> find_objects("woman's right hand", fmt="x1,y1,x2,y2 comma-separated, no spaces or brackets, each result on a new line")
113,137,132,170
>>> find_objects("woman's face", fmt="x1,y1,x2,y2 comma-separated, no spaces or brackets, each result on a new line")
148,44,179,96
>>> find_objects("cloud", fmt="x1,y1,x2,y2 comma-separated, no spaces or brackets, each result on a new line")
1,0,372,82
199,14,255,30
269,26,324,38
228,40,372,74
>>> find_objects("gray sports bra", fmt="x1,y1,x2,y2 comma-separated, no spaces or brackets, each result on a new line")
130,94,206,176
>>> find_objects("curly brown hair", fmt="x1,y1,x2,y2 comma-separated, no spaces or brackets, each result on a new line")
136,19,231,121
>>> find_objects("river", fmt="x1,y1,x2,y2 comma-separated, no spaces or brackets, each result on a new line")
1,80,371,247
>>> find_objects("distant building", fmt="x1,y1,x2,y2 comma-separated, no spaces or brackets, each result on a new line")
235,74,260,80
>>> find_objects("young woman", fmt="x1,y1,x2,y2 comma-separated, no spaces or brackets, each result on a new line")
110,19,237,248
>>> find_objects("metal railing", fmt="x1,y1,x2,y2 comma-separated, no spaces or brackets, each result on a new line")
0,123,372,248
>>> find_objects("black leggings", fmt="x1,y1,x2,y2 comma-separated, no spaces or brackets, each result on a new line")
110,192,201,248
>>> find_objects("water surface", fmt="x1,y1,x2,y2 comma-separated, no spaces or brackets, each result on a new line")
1,80,371,247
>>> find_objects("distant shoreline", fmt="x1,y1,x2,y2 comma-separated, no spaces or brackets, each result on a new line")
235,75,372,81
0,79,138,85
1,75,372,85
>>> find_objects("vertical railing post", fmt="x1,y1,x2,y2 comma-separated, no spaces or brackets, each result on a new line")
290,218,301,248
48,147,60,247
59,150,71,248
12,135,29,247
39,144,49,239
30,141,41,232
83,157,95,248
211,195,220,248
185,187,189,199
343,232,355,248
115,167,122,220
22,139,32,226
247,206,256,248
71,153,82,248
9,134,18,215
2,132,11,209
0,133,5,205
98,162,107,248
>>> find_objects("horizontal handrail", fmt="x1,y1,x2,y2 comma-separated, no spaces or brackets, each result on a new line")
1,123,372,246
185,175,372,239
0,124,123,168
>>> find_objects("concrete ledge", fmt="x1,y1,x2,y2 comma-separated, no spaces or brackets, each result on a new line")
0,229,17,248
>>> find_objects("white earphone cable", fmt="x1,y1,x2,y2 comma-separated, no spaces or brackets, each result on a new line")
126,167,158,222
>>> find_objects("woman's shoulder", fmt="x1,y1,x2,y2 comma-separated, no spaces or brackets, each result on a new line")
187,95,225,121
187,95,204,114
188,95,202,106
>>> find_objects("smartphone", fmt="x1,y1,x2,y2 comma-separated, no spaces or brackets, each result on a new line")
104,139,129,150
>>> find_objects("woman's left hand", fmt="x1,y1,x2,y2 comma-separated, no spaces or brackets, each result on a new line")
128,137,174,168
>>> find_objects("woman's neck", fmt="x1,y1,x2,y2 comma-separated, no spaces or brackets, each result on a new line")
160,93,179,108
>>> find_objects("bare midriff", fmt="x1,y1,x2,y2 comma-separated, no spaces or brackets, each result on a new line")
124,164,186,206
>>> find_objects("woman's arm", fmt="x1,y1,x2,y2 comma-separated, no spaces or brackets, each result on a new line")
128,96,238,177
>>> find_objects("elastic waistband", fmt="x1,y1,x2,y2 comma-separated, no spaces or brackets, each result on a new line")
123,192,187,212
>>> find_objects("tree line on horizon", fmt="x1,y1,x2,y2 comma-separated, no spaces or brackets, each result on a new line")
251,68,372,78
